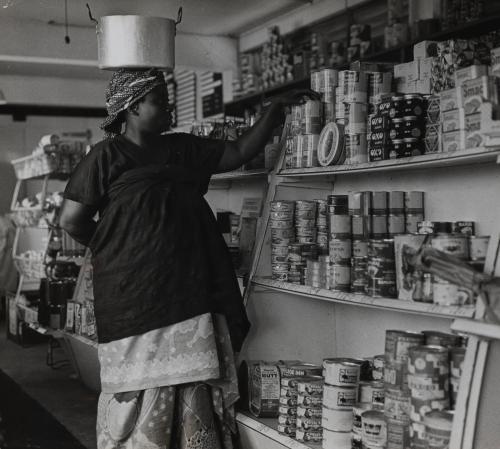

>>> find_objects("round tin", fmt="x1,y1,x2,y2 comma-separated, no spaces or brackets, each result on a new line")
385,330,425,364
272,245,289,257
281,377,303,389
359,381,385,406
328,194,349,206
323,358,361,386
295,208,316,220
271,254,288,264
469,235,490,261
296,416,322,430
321,406,353,432
297,377,324,396
271,201,295,212
389,118,405,140
403,137,423,157
328,264,351,291
424,410,453,449
323,384,358,409
387,418,411,449
403,116,424,138
431,234,469,260
384,388,411,423
352,402,374,434
423,331,461,348
277,423,296,436
297,393,323,407
329,238,352,264
405,191,425,212
323,428,351,449
297,406,322,418
388,214,406,235
279,405,297,416
295,200,317,211
403,93,425,117
408,345,450,377
361,410,387,446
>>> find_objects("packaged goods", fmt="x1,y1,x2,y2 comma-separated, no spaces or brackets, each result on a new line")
414,40,439,59
441,130,465,152
424,410,453,449
455,65,489,86
249,362,280,417
359,381,385,406
394,233,427,300
321,406,352,432
459,76,500,115
439,88,459,112
361,410,387,447
441,108,465,132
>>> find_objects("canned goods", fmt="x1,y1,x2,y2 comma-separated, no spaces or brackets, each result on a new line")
431,234,469,260
469,235,490,261
279,395,298,407
388,214,405,235
378,100,392,116
271,254,288,264
352,402,374,434
280,386,298,398
323,428,351,449
432,277,465,306
271,201,295,212
403,94,425,117
353,239,368,257
370,115,390,133
329,238,352,264
340,70,368,102
409,421,427,449
359,381,385,406
345,102,368,134
367,71,392,102
389,118,405,140
323,358,361,386
388,191,404,213
371,214,388,238
321,406,353,432
408,345,449,377
301,134,320,167
301,100,322,134
417,221,453,234
271,227,295,239
323,384,358,409
384,388,411,423
279,405,297,416
298,393,323,407
383,360,409,390
423,331,461,348
270,219,294,229
403,116,424,138
329,214,351,238
403,137,423,157
270,210,294,221
450,347,466,377
390,95,405,119
351,257,368,294
278,414,297,426
328,194,349,206
390,139,405,159
297,406,322,418
277,423,296,436
280,363,323,378
349,191,372,215
272,271,288,281
372,191,388,214
385,330,425,364
361,410,387,447
452,221,475,236
297,377,324,396
424,410,453,449
405,191,425,212
328,263,351,291
366,276,397,298
345,133,368,164
368,239,395,260
295,428,323,442
296,416,322,430
387,418,411,449
373,355,385,371
352,215,370,239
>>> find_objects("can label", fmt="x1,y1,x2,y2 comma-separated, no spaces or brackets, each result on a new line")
329,214,351,237
388,215,406,235
353,239,368,257
323,385,358,408
297,406,322,418
431,235,469,260
345,133,368,164
329,239,352,263
329,264,351,288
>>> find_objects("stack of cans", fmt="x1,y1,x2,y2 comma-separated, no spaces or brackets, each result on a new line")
404,192,425,234
311,68,338,123
407,345,451,449
372,355,385,381
359,380,385,409
301,100,322,168
340,70,369,165
322,358,361,449
424,94,441,154
372,192,389,238
315,199,329,254
270,201,295,281
295,200,317,243
367,72,393,113
327,195,352,292
350,192,371,294
288,243,318,285
384,330,425,449
296,377,324,443
367,239,397,299
285,105,303,169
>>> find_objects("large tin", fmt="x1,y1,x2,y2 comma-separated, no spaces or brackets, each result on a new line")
352,402,374,434
384,388,411,423
328,264,351,291
423,410,453,449
352,215,370,239
353,239,369,257
328,214,351,238
359,381,385,406
321,406,353,432
323,428,351,449
408,345,450,377
297,406,322,418
329,238,352,264
361,410,387,447
323,358,361,386
297,377,324,396
323,384,358,409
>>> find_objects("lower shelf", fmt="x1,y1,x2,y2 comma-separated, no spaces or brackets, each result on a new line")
252,277,476,319
236,412,321,449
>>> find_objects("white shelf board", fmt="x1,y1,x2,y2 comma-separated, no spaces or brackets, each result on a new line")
279,147,500,178
211,168,269,182
252,277,476,319
236,412,321,449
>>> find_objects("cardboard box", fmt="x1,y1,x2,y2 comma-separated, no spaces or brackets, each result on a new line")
414,40,439,59
425,124,441,153
442,130,465,152
418,57,436,81
441,108,466,132
394,61,419,83
454,65,489,86
465,111,484,149
416,78,432,94
459,76,500,115
439,88,459,112
394,234,426,301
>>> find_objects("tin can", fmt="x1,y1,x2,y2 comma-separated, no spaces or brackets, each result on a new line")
281,363,323,378
271,254,288,264
368,239,395,260
403,116,424,139
388,214,405,235
297,406,322,418
370,191,387,214
328,214,351,238
277,423,296,436
352,215,370,239
323,358,361,386
279,396,298,407
322,406,353,432
361,410,387,447
390,95,405,119
340,70,368,102
328,264,351,291
409,421,427,449
281,376,302,388
366,276,397,298
431,234,469,260
452,221,475,236
280,386,298,398
296,416,322,430
295,428,323,442
385,330,425,364
345,133,368,164
469,235,490,261
424,410,453,449
278,414,297,426
323,428,351,448
370,115,391,133
390,139,405,159
352,402,374,434
297,377,324,396
310,70,322,92
384,388,411,423
328,194,349,206
378,100,392,116
432,277,465,306
271,201,295,212
389,118,405,140
359,381,385,406
405,191,425,212
387,418,411,449
349,191,372,215
423,331,461,348
417,221,453,235
345,102,368,134
301,134,320,167
279,405,297,416
383,360,409,390
408,345,450,377
406,213,424,234
329,238,352,264
301,100,322,134
403,94,425,117
351,257,368,293
403,137,423,157
367,71,392,102
270,219,294,229
298,393,323,407
371,214,388,238
323,384,358,409
353,239,368,257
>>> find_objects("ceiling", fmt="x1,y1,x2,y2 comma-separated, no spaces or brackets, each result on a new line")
0,0,310,36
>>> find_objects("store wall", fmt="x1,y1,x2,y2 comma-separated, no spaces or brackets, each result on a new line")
0,115,103,214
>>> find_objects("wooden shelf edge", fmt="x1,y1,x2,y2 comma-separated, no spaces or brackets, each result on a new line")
279,147,500,177
252,277,476,319
211,168,270,181
236,412,320,449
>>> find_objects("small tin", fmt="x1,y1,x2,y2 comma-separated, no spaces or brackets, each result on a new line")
271,201,295,212
390,95,405,119
423,331,461,348
453,221,475,236
322,406,352,432
297,406,322,418
362,410,387,447
388,214,406,235
280,386,299,398
432,277,464,306
378,100,392,116
469,235,490,261
328,214,351,238
387,418,411,449
277,423,296,437
349,191,372,216
371,214,388,238
279,405,297,416
359,381,385,406
403,116,424,139
403,93,425,117
403,137,423,157
323,358,361,386
278,414,297,426
417,221,453,235
370,115,391,133
296,416,322,431
384,388,411,423
385,330,425,364
408,345,450,377
424,410,453,449
389,118,405,140
297,393,323,407
345,133,368,164
270,219,294,229
389,139,405,159
345,102,368,134
353,239,368,257
271,227,295,239
352,215,370,239
297,377,324,396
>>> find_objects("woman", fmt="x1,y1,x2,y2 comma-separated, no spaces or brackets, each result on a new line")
60,68,316,449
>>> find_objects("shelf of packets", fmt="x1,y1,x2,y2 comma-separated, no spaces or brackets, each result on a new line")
11,134,87,180
10,191,64,228
64,251,96,341
280,38,500,173
242,329,465,449
266,193,488,318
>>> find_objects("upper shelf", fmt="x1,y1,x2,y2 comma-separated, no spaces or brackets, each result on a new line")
210,168,270,182
252,277,476,319
278,147,500,178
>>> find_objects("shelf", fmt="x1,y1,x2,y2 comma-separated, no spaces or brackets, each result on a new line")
252,277,476,319
211,168,270,182
279,147,500,178
63,331,98,349
236,412,321,449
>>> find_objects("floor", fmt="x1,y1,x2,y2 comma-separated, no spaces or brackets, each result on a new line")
0,322,98,449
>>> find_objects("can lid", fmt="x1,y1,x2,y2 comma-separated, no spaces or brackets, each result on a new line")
403,115,418,121
392,139,404,143
403,93,423,100
391,95,404,101
391,118,404,123
403,137,419,142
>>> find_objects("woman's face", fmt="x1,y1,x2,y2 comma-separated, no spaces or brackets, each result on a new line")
136,84,173,134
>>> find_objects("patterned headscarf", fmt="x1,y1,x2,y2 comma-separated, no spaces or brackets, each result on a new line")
101,68,166,139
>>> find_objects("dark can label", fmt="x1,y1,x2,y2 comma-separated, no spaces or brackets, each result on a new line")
378,101,392,116
389,118,405,140
403,116,424,139
403,138,423,157
403,94,425,117
389,95,405,119
370,115,390,132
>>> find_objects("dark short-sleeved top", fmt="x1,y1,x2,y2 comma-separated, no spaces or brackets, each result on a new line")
64,134,250,350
